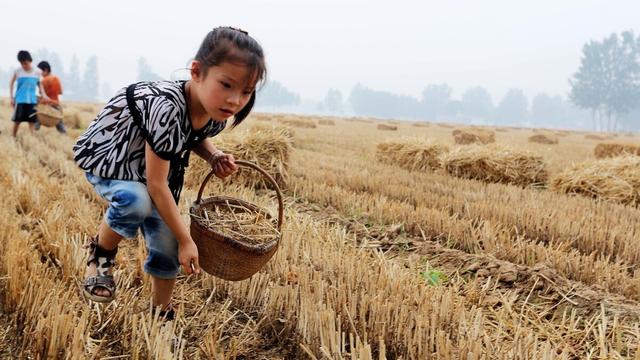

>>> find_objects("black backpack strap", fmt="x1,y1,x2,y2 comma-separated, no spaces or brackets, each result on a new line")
125,83,150,139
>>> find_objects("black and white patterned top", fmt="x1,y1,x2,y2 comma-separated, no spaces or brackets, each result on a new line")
73,81,226,200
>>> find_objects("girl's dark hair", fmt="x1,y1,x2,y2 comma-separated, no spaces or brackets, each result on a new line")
37,61,51,73
195,26,266,127
17,50,32,62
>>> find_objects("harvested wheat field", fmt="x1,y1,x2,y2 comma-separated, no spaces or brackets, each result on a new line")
2,101,640,358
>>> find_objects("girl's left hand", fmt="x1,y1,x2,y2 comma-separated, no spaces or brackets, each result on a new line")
209,151,238,178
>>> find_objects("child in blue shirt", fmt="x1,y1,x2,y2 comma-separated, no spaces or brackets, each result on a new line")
9,50,50,137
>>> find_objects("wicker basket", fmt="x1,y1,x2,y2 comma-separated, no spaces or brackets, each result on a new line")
36,105,63,127
190,160,284,281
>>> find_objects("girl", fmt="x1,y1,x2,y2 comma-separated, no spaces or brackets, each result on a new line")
73,27,266,318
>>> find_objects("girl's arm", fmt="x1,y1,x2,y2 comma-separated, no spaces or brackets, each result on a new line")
193,139,238,178
145,143,200,274
9,73,16,107
38,80,50,102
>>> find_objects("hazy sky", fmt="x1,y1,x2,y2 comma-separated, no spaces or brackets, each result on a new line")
1,0,638,102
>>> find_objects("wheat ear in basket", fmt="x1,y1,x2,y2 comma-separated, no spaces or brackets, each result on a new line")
189,159,284,281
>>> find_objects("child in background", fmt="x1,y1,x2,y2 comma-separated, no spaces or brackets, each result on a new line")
9,50,50,137
73,27,266,319
36,61,67,134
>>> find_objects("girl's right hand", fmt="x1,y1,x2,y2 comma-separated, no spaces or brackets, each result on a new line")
178,239,201,275
209,151,238,179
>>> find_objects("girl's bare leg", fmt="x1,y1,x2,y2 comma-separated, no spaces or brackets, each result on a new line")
151,277,176,310
85,221,124,297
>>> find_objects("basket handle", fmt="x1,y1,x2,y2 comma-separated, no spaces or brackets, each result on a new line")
196,159,284,230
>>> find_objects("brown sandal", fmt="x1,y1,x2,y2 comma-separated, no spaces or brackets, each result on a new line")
83,236,117,303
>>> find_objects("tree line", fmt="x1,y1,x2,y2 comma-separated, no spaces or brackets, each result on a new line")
3,30,637,131
317,30,640,131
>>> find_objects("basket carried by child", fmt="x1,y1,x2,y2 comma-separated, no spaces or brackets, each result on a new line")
36,104,64,127
189,159,284,281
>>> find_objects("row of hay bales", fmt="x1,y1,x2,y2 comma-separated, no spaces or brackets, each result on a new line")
376,138,640,206
452,129,495,145
249,113,336,128
453,128,560,146
594,143,640,158
376,139,547,187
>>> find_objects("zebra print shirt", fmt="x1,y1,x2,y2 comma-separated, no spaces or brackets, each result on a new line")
73,81,226,186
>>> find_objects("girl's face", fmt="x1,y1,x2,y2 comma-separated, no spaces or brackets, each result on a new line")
192,61,256,122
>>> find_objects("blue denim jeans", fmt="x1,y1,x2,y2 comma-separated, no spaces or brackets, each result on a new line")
86,172,180,279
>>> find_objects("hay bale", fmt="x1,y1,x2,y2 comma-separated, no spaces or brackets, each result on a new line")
594,143,640,158
185,126,293,190
452,128,496,145
376,138,449,171
494,128,509,132
278,117,316,128
528,134,559,145
442,145,548,187
550,155,640,206
585,134,607,141
377,124,398,131
411,122,430,127
437,123,455,128
250,123,294,140
346,117,374,123
318,119,335,126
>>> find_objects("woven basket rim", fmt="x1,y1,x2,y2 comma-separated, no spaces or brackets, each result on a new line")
190,196,280,253
37,105,63,119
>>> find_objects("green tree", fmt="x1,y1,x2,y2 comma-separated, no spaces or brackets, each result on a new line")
256,80,300,108
531,93,565,128
65,54,81,99
35,49,66,78
461,86,493,120
420,84,452,120
82,56,99,101
494,89,528,126
570,31,640,131
318,88,344,113
348,83,421,119
137,57,163,81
